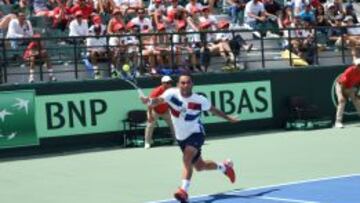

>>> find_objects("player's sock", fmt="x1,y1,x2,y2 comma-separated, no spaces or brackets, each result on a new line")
217,163,226,173
181,179,190,192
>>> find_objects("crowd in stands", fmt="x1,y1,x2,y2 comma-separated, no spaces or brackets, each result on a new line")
0,0,359,82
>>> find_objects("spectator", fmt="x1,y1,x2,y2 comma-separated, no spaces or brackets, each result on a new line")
314,4,329,30
33,0,51,16
344,16,360,37
299,4,316,24
185,0,203,18
198,6,217,30
148,0,167,26
326,1,344,22
123,22,140,75
144,75,175,149
292,0,307,16
278,5,293,37
334,58,360,128
344,3,358,24
199,21,215,71
12,0,29,15
70,0,94,20
343,16,360,61
86,24,107,79
109,23,127,76
115,0,143,15
332,0,345,16
6,12,33,49
327,15,346,47
130,8,153,32
94,0,115,14
154,23,171,69
23,34,56,83
244,0,273,37
89,15,106,34
167,0,186,24
173,20,199,71
140,27,159,74
107,9,125,34
68,10,89,37
263,0,281,34
291,18,316,64
215,20,237,69
49,0,72,31
224,0,246,25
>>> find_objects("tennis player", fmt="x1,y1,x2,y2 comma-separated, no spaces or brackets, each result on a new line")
141,74,238,202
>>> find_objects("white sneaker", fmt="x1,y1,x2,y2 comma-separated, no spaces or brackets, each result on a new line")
334,122,344,128
144,143,151,149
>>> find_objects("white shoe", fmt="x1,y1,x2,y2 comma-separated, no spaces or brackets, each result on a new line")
144,143,151,149
334,122,344,128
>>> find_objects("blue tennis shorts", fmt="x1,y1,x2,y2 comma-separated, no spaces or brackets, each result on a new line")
177,132,205,164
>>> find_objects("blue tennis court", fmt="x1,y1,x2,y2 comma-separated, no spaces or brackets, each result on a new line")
151,174,360,203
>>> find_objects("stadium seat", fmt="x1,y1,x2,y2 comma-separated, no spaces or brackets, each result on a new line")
122,110,154,147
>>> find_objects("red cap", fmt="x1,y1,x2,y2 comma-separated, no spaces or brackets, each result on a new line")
176,20,187,30
191,6,200,14
202,6,210,11
114,23,124,31
157,23,166,31
167,10,176,22
217,20,229,29
92,15,102,25
200,21,211,29
75,10,83,17
155,0,162,3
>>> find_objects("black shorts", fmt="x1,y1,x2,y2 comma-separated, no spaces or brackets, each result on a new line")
177,132,205,164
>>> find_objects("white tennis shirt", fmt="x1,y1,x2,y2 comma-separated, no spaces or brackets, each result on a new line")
161,88,211,140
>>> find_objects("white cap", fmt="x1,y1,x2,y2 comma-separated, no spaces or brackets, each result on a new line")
354,58,360,65
161,75,172,83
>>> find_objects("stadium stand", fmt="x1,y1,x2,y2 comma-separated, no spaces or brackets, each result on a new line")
0,0,359,84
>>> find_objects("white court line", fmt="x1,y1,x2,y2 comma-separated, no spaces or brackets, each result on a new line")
259,196,320,203
147,173,360,203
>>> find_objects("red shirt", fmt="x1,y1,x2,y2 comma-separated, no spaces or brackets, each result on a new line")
108,18,125,33
150,85,169,114
338,65,360,89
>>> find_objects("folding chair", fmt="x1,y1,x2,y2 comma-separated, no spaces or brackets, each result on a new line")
122,110,153,147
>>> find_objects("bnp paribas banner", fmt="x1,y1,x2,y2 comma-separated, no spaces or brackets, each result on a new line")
0,90,38,149
36,81,272,138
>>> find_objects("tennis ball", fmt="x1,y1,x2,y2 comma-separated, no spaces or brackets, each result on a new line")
122,64,130,72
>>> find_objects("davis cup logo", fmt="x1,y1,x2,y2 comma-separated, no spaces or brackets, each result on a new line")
0,91,38,149
331,74,360,115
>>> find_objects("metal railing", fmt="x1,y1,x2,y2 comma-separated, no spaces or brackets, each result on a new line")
0,25,357,84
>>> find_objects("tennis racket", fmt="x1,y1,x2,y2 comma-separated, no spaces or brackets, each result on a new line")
119,72,146,98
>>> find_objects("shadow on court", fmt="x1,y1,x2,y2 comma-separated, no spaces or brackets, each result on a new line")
190,188,280,203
